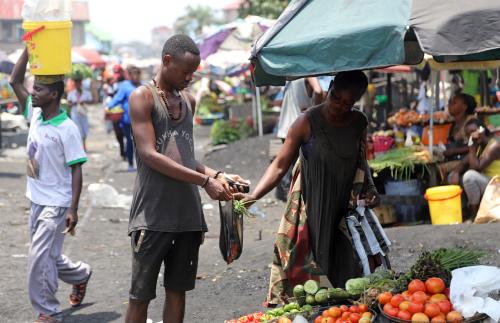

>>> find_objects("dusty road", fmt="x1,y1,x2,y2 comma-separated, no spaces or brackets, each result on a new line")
0,106,499,323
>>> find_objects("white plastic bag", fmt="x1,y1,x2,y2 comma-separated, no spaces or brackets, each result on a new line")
450,266,500,321
22,0,72,21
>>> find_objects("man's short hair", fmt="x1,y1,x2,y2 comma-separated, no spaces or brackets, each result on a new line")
161,34,200,60
46,81,65,101
332,70,368,101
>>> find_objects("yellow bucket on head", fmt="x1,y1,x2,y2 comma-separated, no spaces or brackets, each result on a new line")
22,21,72,75
425,185,463,225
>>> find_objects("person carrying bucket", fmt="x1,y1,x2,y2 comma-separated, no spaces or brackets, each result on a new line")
9,48,92,323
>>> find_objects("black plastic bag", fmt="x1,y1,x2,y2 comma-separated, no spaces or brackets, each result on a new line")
219,200,243,264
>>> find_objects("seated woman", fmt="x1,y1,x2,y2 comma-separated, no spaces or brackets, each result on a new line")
438,93,477,183
237,71,381,289
449,119,500,219
444,93,477,159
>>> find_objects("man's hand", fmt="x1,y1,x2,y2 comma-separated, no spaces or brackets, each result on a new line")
204,178,232,201
64,208,78,235
217,173,250,193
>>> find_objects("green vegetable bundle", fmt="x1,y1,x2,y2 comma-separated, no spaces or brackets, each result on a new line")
368,147,431,181
432,248,486,271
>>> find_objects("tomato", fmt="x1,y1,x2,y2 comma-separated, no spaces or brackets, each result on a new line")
411,291,429,304
350,313,362,323
431,314,446,323
424,303,441,318
397,310,412,321
399,300,411,311
358,304,368,313
407,301,425,314
412,313,430,322
408,279,427,294
425,278,445,294
402,291,411,300
437,300,452,314
321,317,334,323
328,307,342,318
391,294,405,308
349,306,359,313
278,318,292,323
323,310,331,317
383,303,399,318
378,292,393,305
315,316,323,323
429,293,447,303
359,318,371,323
342,311,351,320
340,305,349,312
446,311,463,323
362,312,372,319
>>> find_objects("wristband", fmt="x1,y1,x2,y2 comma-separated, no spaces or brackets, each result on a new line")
214,171,223,179
201,176,210,188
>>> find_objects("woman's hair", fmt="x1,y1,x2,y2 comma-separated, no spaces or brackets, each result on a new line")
454,93,477,114
331,70,368,101
465,118,491,136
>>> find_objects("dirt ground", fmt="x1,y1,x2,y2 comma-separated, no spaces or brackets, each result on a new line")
0,105,499,323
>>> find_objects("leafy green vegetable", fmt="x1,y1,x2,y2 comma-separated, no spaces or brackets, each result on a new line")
431,248,485,271
210,120,253,145
345,277,370,296
368,147,431,181
233,200,255,218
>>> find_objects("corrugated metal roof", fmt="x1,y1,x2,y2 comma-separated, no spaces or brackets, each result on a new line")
0,0,89,21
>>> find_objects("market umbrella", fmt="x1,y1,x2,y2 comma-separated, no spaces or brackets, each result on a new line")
72,47,106,68
199,15,274,77
251,0,500,86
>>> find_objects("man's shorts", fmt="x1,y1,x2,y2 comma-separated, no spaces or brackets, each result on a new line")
129,230,202,301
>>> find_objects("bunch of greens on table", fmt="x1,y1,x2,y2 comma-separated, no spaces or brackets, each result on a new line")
368,147,432,181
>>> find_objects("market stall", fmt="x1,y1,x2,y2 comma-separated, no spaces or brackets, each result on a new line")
225,248,499,323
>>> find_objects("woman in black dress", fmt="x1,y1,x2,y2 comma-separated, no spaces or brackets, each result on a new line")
238,71,379,286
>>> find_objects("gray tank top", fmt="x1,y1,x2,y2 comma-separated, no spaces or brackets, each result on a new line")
128,82,207,234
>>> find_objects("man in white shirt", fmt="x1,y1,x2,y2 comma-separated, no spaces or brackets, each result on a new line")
10,49,92,323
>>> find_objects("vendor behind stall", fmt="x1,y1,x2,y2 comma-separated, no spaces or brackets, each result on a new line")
449,119,500,220
438,93,477,182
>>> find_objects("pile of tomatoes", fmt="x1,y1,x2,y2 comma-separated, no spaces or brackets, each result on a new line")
313,304,373,323
378,277,464,322
226,312,264,323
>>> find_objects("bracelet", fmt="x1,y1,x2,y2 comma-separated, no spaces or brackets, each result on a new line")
214,171,223,179
201,175,210,188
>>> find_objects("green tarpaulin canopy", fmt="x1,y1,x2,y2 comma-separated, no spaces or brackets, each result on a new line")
251,0,500,86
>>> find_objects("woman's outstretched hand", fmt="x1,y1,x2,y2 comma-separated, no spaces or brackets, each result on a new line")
232,192,257,208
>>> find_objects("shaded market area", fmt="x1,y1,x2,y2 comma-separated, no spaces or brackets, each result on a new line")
0,0,500,323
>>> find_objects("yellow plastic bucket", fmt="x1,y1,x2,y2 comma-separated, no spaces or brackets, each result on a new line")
425,185,463,225
22,21,72,75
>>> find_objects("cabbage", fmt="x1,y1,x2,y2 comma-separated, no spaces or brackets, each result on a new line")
345,277,370,296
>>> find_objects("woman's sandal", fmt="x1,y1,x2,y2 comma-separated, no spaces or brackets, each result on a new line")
69,270,92,307
34,314,62,323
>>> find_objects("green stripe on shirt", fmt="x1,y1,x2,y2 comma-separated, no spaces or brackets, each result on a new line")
67,157,88,166
24,95,31,119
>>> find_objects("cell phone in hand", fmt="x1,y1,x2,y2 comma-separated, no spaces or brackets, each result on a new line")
224,175,250,193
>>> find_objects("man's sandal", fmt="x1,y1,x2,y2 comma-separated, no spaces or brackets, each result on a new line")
34,314,62,323
69,270,92,307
